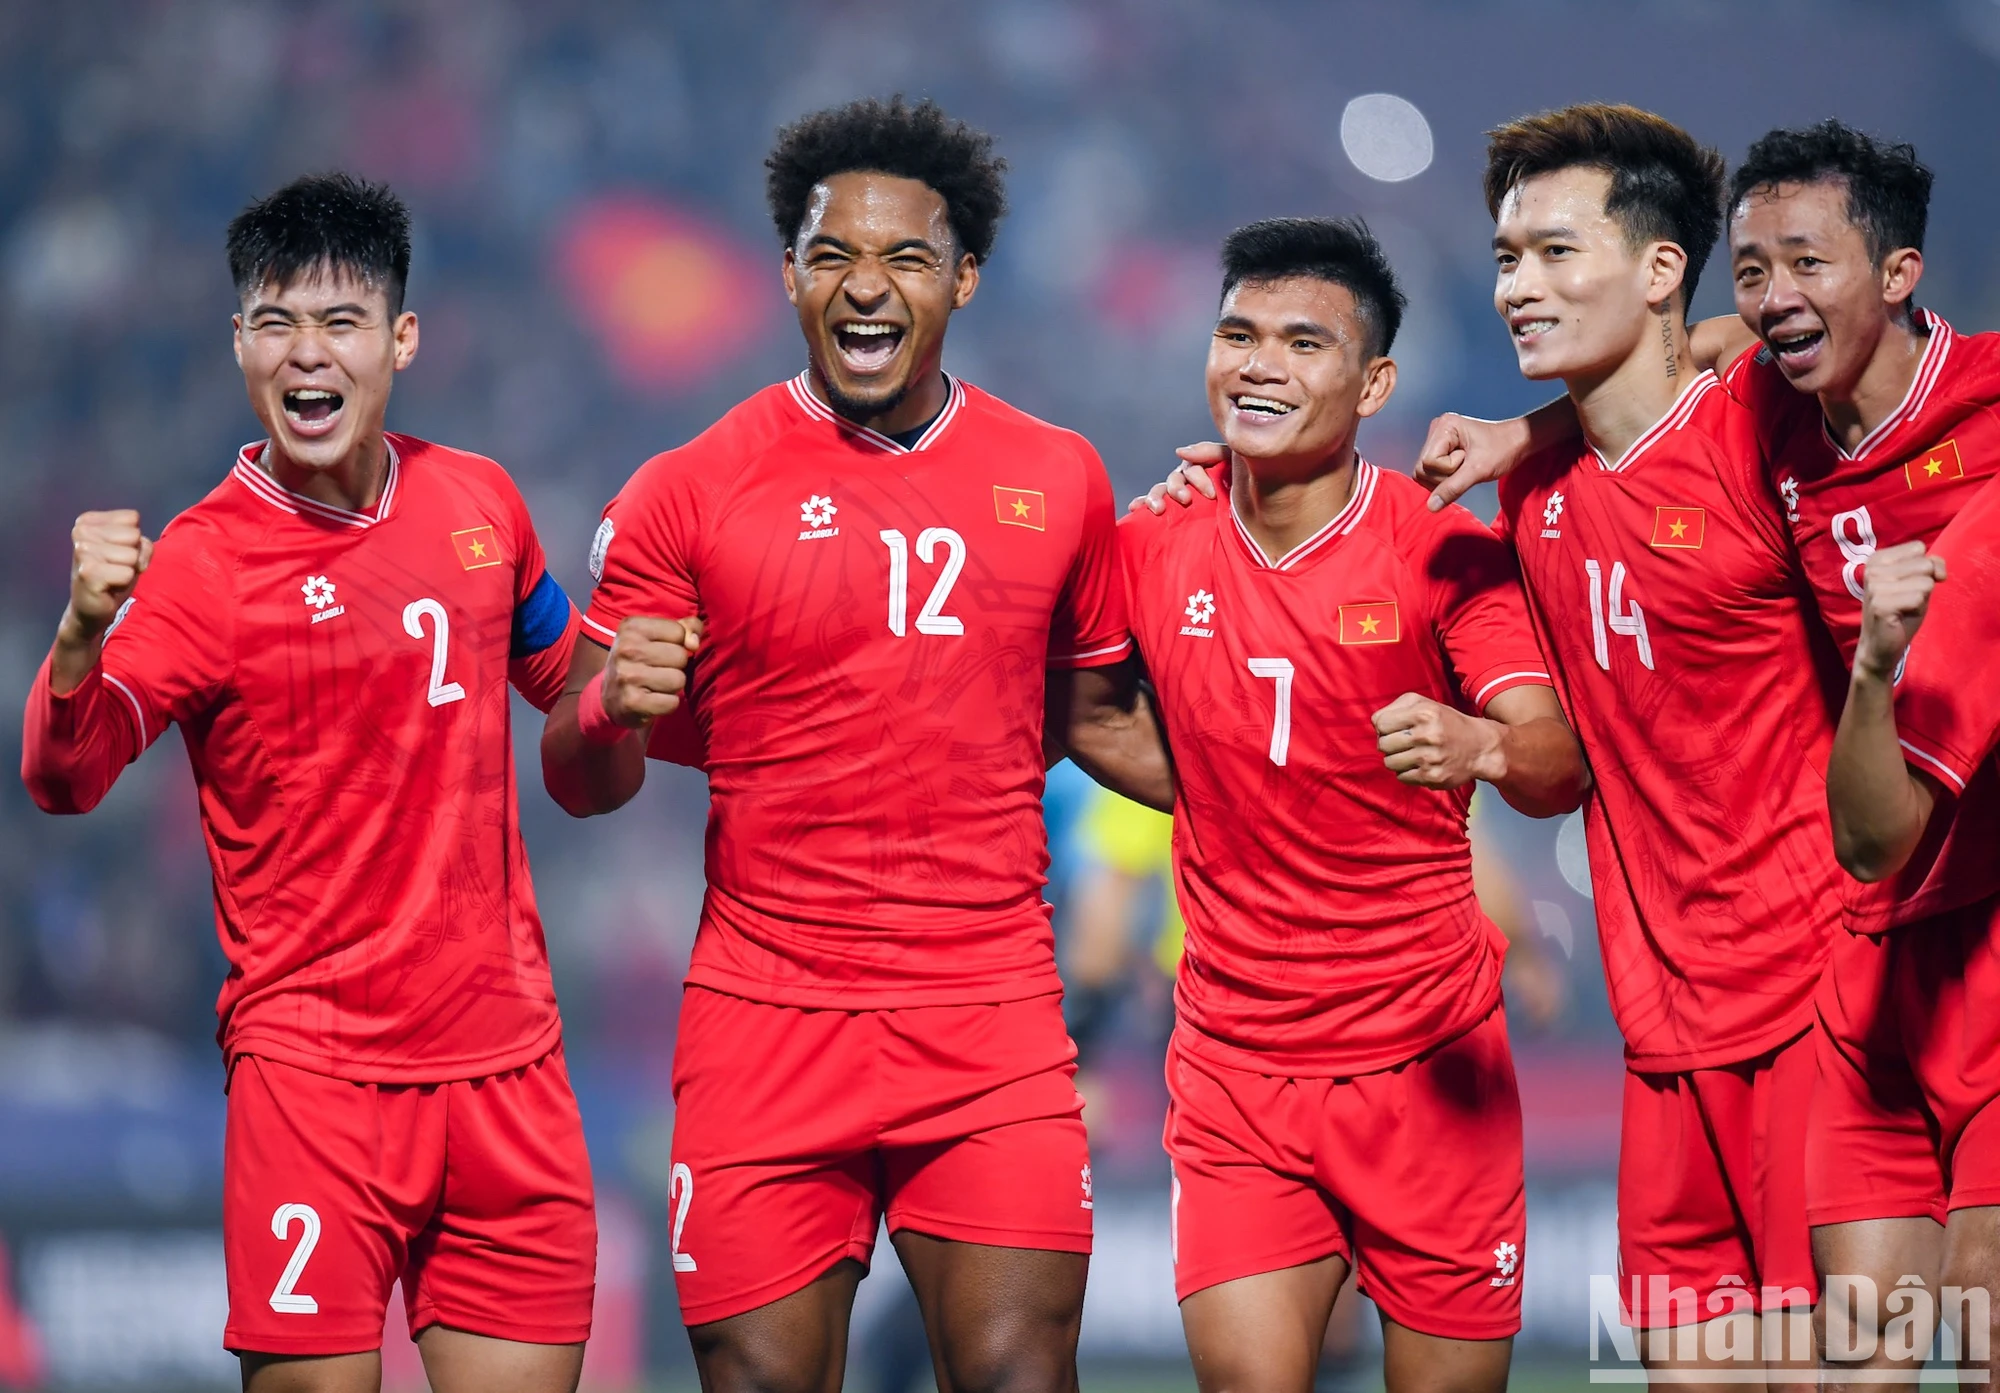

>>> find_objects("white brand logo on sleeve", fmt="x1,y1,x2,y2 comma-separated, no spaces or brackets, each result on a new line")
1779,476,1801,523
1541,490,1565,539
1179,588,1216,637
798,494,840,540
301,575,344,625
1492,1240,1519,1287
588,518,615,583
1080,1162,1094,1211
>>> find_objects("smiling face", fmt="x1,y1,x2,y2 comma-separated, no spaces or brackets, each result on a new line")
1492,167,1683,385
1729,178,1921,399
782,170,977,428
232,264,416,476
1206,276,1395,474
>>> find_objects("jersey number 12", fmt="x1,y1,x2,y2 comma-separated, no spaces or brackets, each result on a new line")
879,528,967,637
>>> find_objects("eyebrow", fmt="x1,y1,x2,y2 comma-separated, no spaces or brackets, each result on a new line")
803,234,942,256
1217,313,1340,339
1493,226,1579,248
247,302,372,321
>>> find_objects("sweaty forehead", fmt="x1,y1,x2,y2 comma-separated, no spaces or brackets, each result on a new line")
1497,166,1618,232
1221,277,1359,337
1729,178,1858,245
242,262,390,313
801,171,953,248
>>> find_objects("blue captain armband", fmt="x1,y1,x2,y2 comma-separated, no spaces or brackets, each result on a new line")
511,570,573,657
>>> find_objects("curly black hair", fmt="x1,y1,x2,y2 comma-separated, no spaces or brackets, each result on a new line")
1220,217,1407,358
226,172,412,313
765,96,1008,264
1730,120,1933,263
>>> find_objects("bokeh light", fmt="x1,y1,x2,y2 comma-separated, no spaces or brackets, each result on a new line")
1340,93,1435,182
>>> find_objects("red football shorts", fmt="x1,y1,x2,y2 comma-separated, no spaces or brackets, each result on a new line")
222,1048,596,1356
1616,1029,1816,1327
1808,892,2000,1227
667,987,1092,1326
1164,1005,1525,1341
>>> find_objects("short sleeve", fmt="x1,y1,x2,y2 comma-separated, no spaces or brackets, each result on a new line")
97,520,234,743
1896,494,2000,792
1421,507,1553,711
582,451,705,647
1047,442,1134,669
499,484,580,711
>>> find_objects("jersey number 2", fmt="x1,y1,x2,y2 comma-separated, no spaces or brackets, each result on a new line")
268,1202,321,1315
879,528,966,636
403,598,467,706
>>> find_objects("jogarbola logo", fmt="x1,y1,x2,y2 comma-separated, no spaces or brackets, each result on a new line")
1541,490,1564,539
1180,588,1215,638
301,574,344,625
1492,1241,1519,1288
798,494,839,540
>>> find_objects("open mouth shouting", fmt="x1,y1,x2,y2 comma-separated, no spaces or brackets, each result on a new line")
831,320,906,375
1765,326,1826,375
282,387,346,437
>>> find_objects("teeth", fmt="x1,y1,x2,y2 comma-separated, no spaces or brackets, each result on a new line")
840,324,899,336
1514,319,1557,337
1237,396,1294,415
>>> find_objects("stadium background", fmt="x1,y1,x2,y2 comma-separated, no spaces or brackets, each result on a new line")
0,1,1992,1388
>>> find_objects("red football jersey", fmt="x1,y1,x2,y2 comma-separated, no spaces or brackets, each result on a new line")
1893,473,2000,838
21,435,579,1082
1724,312,2000,927
1122,462,1551,1076
1497,373,1842,1071
584,374,1130,1009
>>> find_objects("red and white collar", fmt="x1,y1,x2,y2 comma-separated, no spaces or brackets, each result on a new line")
1592,371,1717,473
1228,458,1380,572
231,438,402,529
783,372,966,454
1821,308,1953,462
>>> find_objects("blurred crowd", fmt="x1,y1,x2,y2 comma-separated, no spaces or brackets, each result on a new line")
1,0,1995,1219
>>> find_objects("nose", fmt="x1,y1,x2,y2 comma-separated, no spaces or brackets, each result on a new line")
1757,265,1807,323
1501,257,1542,308
841,259,893,315
1239,340,1287,384
287,323,335,372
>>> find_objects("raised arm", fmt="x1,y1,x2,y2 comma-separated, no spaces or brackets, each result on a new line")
540,616,700,817
1047,657,1175,813
1414,398,1581,511
1828,541,1942,881
1372,685,1587,819
22,510,156,813
1689,314,1759,375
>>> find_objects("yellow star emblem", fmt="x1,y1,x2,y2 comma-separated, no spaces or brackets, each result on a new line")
1925,457,1944,476
1359,614,1380,635
1012,498,1030,517
468,538,488,557
1668,519,1687,538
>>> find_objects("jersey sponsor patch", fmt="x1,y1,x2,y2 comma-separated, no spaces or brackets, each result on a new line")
588,517,614,583
1648,506,1705,550
994,485,1046,531
1905,438,1966,490
1337,600,1399,645
452,524,503,570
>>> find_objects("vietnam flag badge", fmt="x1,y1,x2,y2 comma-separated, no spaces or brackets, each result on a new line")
1338,601,1400,645
1649,506,1706,549
452,524,504,570
1905,439,1965,490
994,485,1046,531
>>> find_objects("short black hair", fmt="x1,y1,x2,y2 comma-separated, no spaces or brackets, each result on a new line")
1485,104,1726,312
1729,120,1933,263
765,96,1008,264
1219,217,1407,357
226,173,412,314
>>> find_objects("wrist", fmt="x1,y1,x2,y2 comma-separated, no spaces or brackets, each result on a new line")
55,606,107,651
1468,718,1510,785
1850,647,1902,688
575,669,633,747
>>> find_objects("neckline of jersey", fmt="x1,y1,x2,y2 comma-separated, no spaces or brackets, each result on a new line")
1590,370,1718,474
231,436,404,529
1818,308,1952,463
1226,458,1380,572
784,371,966,454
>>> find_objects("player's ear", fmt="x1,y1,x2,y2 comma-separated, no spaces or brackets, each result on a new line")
951,251,979,311
1355,355,1397,420
392,311,420,371
1880,246,1923,312
1645,241,1690,314
782,246,800,307
231,312,245,370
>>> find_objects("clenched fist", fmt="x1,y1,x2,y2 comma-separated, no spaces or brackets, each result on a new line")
1415,413,1527,510
1853,540,1946,683
63,510,153,643
1372,691,1500,790
601,615,703,728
